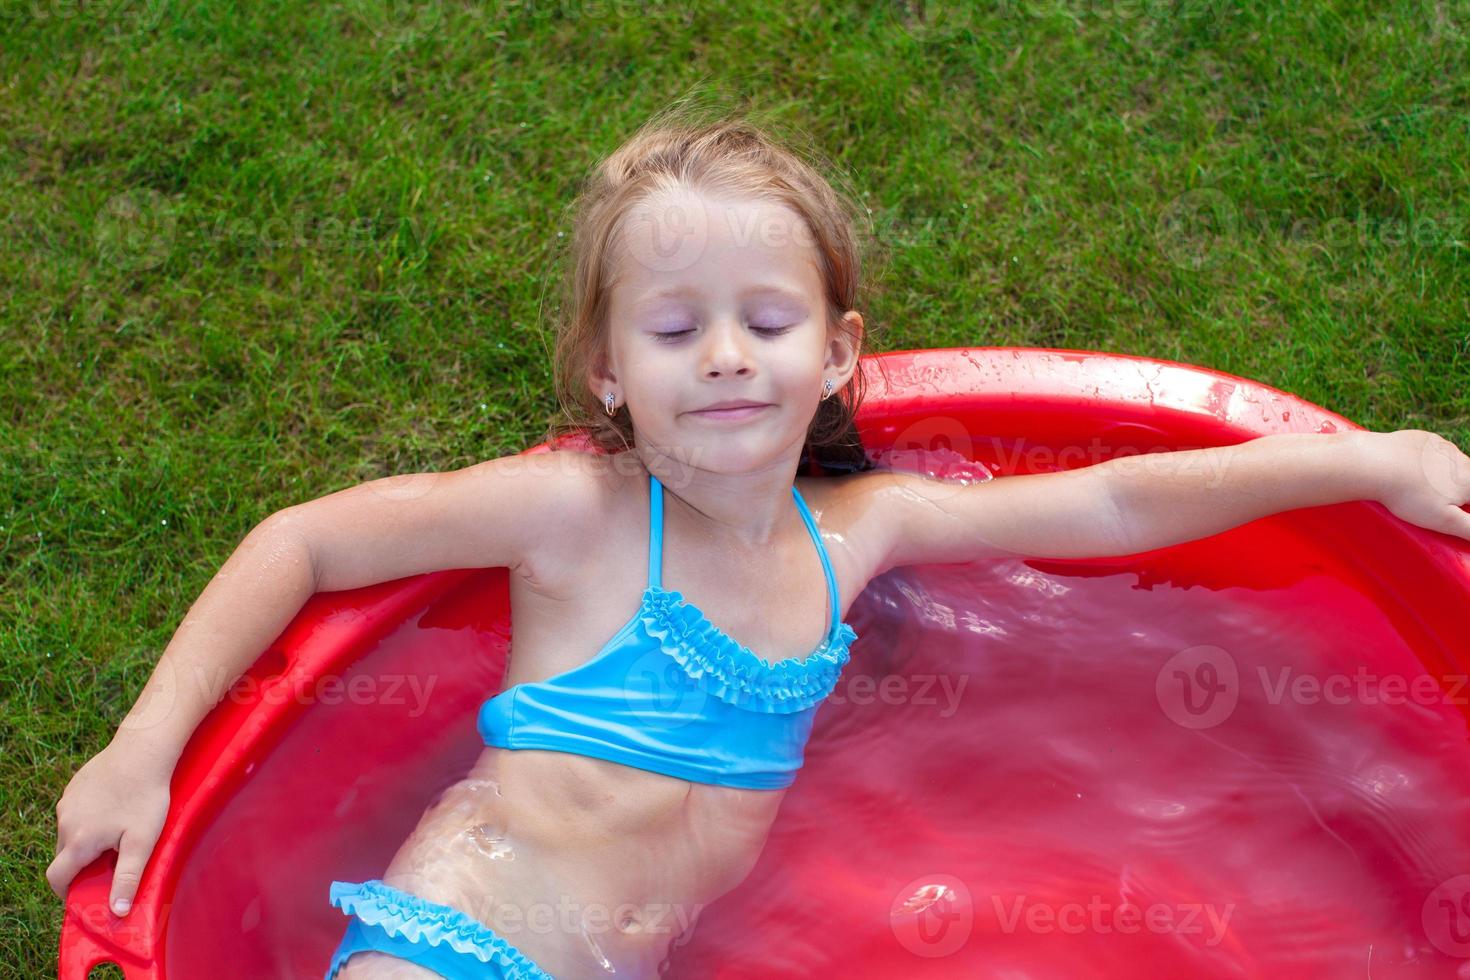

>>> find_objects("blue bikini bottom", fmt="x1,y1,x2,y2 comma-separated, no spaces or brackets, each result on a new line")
324,878,557,980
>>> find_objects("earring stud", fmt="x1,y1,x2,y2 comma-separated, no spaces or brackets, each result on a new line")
821,378,834,400
604,392,616,416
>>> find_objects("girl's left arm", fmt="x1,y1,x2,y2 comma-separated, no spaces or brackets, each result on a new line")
1100,429,1470,554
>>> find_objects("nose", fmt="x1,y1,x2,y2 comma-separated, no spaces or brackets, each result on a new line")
701,319,756,377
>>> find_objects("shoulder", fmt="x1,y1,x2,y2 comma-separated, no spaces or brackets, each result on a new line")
795,468,876,514
502,446,629,528
796,466,909,520
797,466,990,579
794,468,901,592
499,448,635,592
290,448,623,593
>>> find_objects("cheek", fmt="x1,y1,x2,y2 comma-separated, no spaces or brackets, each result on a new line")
773,354,823,391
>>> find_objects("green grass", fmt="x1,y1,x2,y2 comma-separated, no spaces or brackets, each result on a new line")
3,0,1467,972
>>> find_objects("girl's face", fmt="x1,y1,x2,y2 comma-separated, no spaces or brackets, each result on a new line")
598,187,861,474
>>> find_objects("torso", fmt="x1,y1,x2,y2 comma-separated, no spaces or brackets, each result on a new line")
378,452,885,978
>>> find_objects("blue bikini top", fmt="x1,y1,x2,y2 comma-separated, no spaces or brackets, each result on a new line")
477,471,859,790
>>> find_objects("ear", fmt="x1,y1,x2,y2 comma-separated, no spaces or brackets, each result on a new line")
826,310,864,382
587,344,617,400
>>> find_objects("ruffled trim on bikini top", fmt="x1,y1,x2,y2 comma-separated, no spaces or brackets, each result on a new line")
329,879,555,980
639,586,857,714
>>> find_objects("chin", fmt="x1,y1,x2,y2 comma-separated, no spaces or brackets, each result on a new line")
689,435,806,473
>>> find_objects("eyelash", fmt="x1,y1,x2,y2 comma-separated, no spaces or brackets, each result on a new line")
653,326,793,343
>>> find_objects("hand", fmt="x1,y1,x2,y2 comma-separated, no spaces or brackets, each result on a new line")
1362,429,1470,540
47,739,173,916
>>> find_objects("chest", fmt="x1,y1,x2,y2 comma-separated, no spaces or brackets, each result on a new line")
503,480,863,689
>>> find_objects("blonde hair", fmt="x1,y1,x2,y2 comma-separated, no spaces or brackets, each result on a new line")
538,94,885,475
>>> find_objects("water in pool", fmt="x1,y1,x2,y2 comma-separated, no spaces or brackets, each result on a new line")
661,480,1470,977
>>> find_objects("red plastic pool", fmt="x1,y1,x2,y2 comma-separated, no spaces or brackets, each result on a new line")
58,347,1470,978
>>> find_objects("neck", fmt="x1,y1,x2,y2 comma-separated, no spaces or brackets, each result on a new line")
638,450,802,549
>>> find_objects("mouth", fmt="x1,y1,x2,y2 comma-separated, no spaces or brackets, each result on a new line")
687,404,772,421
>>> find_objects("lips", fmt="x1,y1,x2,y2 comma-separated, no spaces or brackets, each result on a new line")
693,400,771,412
688,404,772,421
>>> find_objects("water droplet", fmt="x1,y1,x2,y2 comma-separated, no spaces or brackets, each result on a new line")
579,918,615,973
463,823,516,860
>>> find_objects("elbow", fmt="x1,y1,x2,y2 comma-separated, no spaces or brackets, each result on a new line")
252,507,321,591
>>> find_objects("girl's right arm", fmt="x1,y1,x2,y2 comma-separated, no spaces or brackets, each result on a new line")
47,451,601,916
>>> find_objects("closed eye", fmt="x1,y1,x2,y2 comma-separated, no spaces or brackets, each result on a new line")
654,326,793,342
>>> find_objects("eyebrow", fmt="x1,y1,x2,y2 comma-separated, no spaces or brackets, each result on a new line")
632,283,811,308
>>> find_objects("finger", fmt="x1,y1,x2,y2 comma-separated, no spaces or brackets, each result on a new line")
1426,504,1470,540
44,856,65,901
45,836,111,902
109,829,157,916
1447,506,1470,541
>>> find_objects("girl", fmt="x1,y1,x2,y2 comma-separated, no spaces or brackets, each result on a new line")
48,104,1470,979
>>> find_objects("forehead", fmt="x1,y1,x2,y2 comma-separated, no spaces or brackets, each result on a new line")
610,188,824,312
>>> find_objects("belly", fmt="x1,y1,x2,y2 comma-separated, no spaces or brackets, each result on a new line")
378,745,785,979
